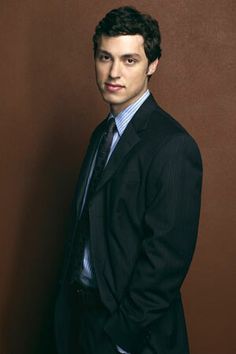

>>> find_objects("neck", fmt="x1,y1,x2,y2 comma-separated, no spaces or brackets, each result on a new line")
110,90,149,116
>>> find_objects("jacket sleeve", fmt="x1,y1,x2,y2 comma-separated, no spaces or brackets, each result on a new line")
104,134,203,353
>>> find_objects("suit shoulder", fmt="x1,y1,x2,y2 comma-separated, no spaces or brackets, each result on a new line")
146,104,200,151
134,102,202,169
150,104,188,135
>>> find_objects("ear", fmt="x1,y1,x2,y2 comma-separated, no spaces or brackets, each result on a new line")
147,59,159,76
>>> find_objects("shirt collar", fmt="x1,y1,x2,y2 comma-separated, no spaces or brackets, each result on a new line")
108,90,150,137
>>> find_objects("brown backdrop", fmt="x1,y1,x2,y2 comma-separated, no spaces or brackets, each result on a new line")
0,1,235,354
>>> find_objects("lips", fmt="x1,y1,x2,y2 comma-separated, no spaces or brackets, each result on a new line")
105,82,125,92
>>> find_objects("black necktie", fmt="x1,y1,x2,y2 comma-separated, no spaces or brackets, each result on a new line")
69,117,116,283
85,117,116,204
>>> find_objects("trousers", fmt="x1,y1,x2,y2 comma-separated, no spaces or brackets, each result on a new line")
70,301,118,354
69,284,154,354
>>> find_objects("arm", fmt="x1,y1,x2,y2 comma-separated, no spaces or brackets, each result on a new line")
105,134,203,353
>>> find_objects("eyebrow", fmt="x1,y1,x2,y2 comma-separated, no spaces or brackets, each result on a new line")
97,49,141,59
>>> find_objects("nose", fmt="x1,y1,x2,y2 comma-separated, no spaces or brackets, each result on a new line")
109,60,121,79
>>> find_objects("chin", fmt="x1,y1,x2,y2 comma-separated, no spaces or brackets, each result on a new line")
101,93,122,105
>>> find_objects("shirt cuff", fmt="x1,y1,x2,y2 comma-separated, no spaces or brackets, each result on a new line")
116,345,130,354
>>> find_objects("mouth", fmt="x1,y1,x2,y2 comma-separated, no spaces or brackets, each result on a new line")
105,82,125,92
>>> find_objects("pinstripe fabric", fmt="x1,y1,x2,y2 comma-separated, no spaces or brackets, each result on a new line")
80,90,150,287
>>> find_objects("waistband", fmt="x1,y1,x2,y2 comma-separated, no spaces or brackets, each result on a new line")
70,281,104,311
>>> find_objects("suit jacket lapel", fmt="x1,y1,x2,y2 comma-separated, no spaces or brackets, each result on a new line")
94,94,158,195
95,123,140,193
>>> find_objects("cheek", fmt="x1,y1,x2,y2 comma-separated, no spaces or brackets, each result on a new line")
95,65,106,80
128,71,147,87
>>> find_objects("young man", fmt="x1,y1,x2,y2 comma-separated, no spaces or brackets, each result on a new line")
55,6,202,354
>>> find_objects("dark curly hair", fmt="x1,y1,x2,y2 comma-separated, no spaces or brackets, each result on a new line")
93,6,162,63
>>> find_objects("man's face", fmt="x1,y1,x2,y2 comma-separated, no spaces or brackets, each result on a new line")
95,35,158,115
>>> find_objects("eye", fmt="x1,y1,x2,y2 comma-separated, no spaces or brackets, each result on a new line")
98,54,111,62
125,57,137,65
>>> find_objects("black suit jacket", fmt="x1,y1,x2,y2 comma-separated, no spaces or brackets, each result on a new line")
55,94,203,354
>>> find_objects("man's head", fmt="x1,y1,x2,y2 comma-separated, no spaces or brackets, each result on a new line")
93,6,162,115
93,6,162,64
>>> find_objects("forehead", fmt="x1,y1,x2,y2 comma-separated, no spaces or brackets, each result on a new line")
98,34,146,57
